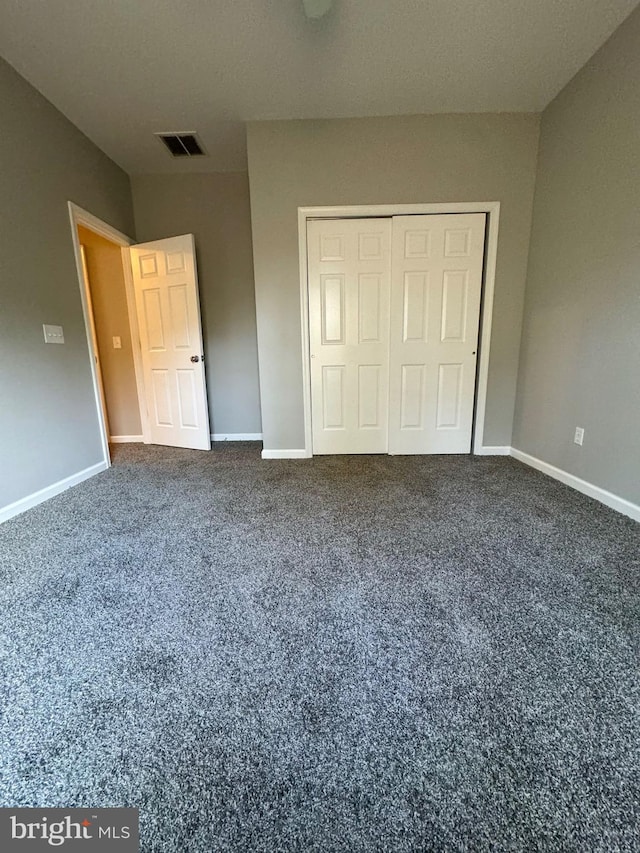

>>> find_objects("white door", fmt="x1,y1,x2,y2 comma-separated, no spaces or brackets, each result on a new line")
130,234,211,450
308,218,392,454
388,213,485,454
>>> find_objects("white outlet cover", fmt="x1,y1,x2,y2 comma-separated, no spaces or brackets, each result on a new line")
112,336,122,349
43,324,64,344
574,427,584,445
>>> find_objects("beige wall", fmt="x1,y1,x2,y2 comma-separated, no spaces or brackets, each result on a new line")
247,113,540,451
131,173,261,436
0,57,134,510
77,226,141,438
513,6,640,505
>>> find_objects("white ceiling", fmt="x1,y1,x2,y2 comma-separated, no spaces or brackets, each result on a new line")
0,0,637,174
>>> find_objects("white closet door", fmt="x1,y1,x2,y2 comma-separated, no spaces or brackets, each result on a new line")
388,213,486,454
308,218,392,454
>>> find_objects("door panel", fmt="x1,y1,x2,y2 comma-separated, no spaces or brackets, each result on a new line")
441,271,469,341
151,370,172,426
308,218,392,454
436,363,463,428
358,364,382,427
130,234,210,450
358,275,382,342
389,213,485,454
142,288,165,350
321,275,345,343
322,365,346,429
399,364,425,429
403,272,429,342
168,284,191,348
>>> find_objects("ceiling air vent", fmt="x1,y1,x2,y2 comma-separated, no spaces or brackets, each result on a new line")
156,132,206,158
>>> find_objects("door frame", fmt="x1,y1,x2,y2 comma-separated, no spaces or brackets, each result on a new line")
78,242,111,442
298,202,501,457
68,202,150,467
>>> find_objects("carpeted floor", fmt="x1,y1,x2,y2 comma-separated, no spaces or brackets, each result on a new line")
1,443,639,852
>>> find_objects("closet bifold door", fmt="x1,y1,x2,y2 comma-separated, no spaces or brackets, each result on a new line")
388,213,486,454
308,218,392,454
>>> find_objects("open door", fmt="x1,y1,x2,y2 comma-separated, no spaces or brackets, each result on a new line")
129,234,211,451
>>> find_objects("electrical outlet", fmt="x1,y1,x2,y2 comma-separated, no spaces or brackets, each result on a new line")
112,336,122,349
43,324,64,344
574,427,584,446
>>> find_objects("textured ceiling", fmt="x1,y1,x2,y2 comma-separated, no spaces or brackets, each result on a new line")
0,0,637,174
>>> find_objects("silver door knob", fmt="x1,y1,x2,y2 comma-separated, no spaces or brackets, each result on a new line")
190,355,200,363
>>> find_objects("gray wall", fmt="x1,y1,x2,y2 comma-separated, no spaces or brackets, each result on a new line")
513,6,640,505
78,226,142,438
0,58,135,509
247,113,540,451
131,173,261,436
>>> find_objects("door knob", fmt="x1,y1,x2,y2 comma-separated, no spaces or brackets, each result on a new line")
190,355,200,363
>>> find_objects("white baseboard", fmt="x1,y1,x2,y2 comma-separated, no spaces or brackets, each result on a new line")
212,433,263,441
261,449,310,460
0,461,109,524
264,447,512,460
510,447,640,523
109,435,144,443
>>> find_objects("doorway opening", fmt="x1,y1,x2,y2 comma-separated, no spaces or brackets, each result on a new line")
68,203,146,468
68,202,212,465
77,225,147,447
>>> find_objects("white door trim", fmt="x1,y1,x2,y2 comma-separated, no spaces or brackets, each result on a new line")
298,202,501,457
68,202,150,458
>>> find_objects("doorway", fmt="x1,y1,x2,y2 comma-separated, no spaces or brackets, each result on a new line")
68,203,212,464
299,203,501,457
77,225,144,451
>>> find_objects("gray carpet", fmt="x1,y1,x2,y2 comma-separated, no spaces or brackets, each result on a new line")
1,443,639,852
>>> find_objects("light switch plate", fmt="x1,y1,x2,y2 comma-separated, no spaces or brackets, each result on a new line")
112,336,122,349
43,324,64,344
